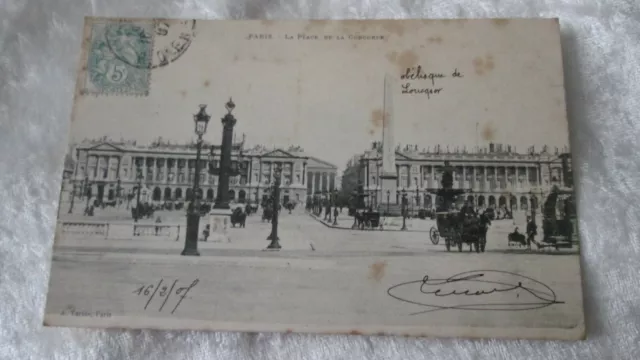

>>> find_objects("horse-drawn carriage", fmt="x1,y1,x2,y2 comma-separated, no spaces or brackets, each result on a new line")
429,210,489,252
352,210,381,230
231,207,247,228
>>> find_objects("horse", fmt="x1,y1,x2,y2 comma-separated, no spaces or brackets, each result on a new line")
459,212,491,253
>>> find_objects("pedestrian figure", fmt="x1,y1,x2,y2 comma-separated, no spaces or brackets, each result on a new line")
203,224,210,242
526,216,538,250
155,215,162,236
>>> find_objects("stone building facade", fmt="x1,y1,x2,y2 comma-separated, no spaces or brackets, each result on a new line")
356,142,572,212
64,140,337,208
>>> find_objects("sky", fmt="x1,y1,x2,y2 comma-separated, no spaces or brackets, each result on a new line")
70,19,571,174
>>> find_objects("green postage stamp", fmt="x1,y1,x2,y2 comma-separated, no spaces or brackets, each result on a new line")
83,20,154,96
81,18,196,96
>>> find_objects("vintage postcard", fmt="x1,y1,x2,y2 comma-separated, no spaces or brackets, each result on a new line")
44,17,585,340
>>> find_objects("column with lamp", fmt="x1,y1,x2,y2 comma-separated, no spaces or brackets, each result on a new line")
115,178,121,208
134,161,143,222
415,177,420,218
84,175,91,215
401,189,408,231
246,157,252,207
332,189,338,226
326,190,332,223
206,99,243,243
266,164,282,250
181,104,211,256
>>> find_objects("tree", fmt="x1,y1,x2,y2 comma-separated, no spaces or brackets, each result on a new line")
339,160,362,207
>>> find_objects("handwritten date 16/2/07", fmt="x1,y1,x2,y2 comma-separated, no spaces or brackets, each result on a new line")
133,279,199,314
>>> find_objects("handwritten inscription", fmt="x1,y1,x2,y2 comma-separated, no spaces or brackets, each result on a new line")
400,65,464,99
133,278,199,314
387,270,564,315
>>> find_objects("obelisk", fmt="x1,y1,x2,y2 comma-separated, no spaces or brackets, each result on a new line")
379,74,398,204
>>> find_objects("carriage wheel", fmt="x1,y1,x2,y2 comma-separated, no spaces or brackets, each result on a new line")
445,238,451,251
429,227,440,245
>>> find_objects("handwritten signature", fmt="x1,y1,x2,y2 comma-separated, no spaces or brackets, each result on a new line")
387,270,564,315
133,278,199,314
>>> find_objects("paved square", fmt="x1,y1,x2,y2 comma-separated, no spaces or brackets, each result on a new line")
48,208,583,337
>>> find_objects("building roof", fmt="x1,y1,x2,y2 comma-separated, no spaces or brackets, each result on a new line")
361,142,568,162
77,139,245,154
74,139,338,169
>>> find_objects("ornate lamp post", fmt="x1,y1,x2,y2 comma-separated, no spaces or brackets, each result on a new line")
332,189,338,226
84,175,91,214
134,164,143,222
266,164,282,250
401,189,408,231
181,104,211,256
115,178,121,208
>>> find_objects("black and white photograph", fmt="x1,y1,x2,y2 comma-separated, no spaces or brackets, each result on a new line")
44,17,584,340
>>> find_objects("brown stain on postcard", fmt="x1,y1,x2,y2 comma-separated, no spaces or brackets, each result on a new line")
482,123,496,141
396,50,419,72
369,260,387,282
371,109,384,129
203,80,210,87
473,55,495,75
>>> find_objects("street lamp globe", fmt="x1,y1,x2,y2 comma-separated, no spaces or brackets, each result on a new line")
194,104,211,136
225,97,236,114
